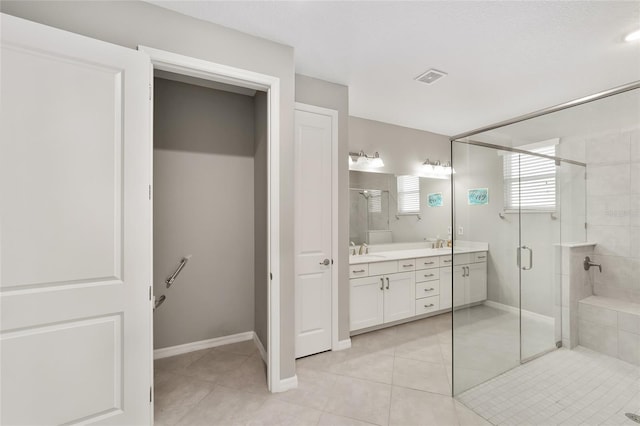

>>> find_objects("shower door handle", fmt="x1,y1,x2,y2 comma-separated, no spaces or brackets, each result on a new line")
521,246,533,270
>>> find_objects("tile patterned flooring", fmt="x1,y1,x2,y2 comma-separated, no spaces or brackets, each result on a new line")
154,305,639,426
458,346,640,426
153,312,491,426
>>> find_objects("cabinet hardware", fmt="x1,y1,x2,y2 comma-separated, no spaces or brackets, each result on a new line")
424,261,434,265
424,304,434,308
477,255,486,259
386,277,390,290
353,269,365,273
424,274,434,277
402,264,413,267
380,277,384,291
424,288,434,292
443,259,452,263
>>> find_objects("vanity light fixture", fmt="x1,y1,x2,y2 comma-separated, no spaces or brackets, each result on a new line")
625,28,640,42
349,151,384,168
422,159,454,178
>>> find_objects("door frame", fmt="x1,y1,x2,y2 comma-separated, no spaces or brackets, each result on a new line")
293,102,340,351
138,46,283,392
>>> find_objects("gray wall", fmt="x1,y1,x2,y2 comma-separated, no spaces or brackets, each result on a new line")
349,117,451,177
254,91,269,349
2,0,297,379
294,74,351,342
153,78,255,349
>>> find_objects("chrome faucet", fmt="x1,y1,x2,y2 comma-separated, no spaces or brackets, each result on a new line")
359,243,368,255
435,238,445,248
350,241,357,256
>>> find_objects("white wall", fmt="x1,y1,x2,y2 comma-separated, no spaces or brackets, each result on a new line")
1,0,297,380
560,127,640,303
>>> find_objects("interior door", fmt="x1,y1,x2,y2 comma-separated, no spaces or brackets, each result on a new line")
0,14,152,425
294,107,334,358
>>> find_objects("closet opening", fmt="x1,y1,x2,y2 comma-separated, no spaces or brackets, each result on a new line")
140,43,283,402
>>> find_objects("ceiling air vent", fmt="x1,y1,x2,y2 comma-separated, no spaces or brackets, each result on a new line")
415,69,447,85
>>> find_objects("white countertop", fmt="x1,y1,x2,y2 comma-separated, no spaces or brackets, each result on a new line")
349,246,487,265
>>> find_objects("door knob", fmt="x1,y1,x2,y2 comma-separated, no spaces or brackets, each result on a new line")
319,258,330,266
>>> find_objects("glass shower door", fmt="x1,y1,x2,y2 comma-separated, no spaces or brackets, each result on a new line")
517,151,562,362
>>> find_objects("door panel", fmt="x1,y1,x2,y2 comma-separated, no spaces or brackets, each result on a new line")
383,272,415,323
0,14,151,425
294,108,333,358
350,276,384,331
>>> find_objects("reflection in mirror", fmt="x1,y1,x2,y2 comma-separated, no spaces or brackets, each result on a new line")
349,170,451,245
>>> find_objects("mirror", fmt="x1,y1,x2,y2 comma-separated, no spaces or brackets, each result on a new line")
349,170,451,245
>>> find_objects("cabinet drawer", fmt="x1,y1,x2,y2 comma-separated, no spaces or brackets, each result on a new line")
398,259,416,272
415,296,440,315
349,264,369,278
474,252,488,263
415,268,440,283
369,260,398,276
416,281,440,298
416,256,439,270
455,253,473,264
439,255,453,267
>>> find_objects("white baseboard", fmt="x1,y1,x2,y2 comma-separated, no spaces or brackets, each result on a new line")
154,331,254,360
334,339,351,351
272,374,298,393
254,332,267,364
483,300,555,325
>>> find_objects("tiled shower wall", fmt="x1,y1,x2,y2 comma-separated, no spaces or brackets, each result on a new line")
585,127,640,303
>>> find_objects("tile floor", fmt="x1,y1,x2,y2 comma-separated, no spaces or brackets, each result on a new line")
457,346,640,426
153,312,491,426
453,305,556,393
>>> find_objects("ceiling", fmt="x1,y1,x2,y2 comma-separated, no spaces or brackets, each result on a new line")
150,1,640,137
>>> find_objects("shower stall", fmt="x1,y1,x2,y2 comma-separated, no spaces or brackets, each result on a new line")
450,82,640,425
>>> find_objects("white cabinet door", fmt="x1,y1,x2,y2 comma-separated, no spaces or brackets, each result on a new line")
468,262,488,304
294,108,334,358
383,272,415,323
0,14,151,425
439,267,452,310
453,266,467,307
350,276,384,330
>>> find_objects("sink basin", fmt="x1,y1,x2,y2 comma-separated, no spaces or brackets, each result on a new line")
350,254,386,262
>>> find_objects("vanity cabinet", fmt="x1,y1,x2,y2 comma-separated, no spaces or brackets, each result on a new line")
350,250,488,331
440,261,487,310
350,271,415,330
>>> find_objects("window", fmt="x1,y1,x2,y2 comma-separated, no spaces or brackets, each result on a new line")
397,175,420,214
367,190,382,213
503,142,557,211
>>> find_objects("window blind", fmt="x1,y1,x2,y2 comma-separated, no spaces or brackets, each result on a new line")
503,145,556,211
368,190,382,213
397,175,420,214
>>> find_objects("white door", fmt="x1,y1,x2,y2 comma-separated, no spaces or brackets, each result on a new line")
350,276,384,330
468,262,488,304
294,107,334,358
383,272,415,323
0,14,152,425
